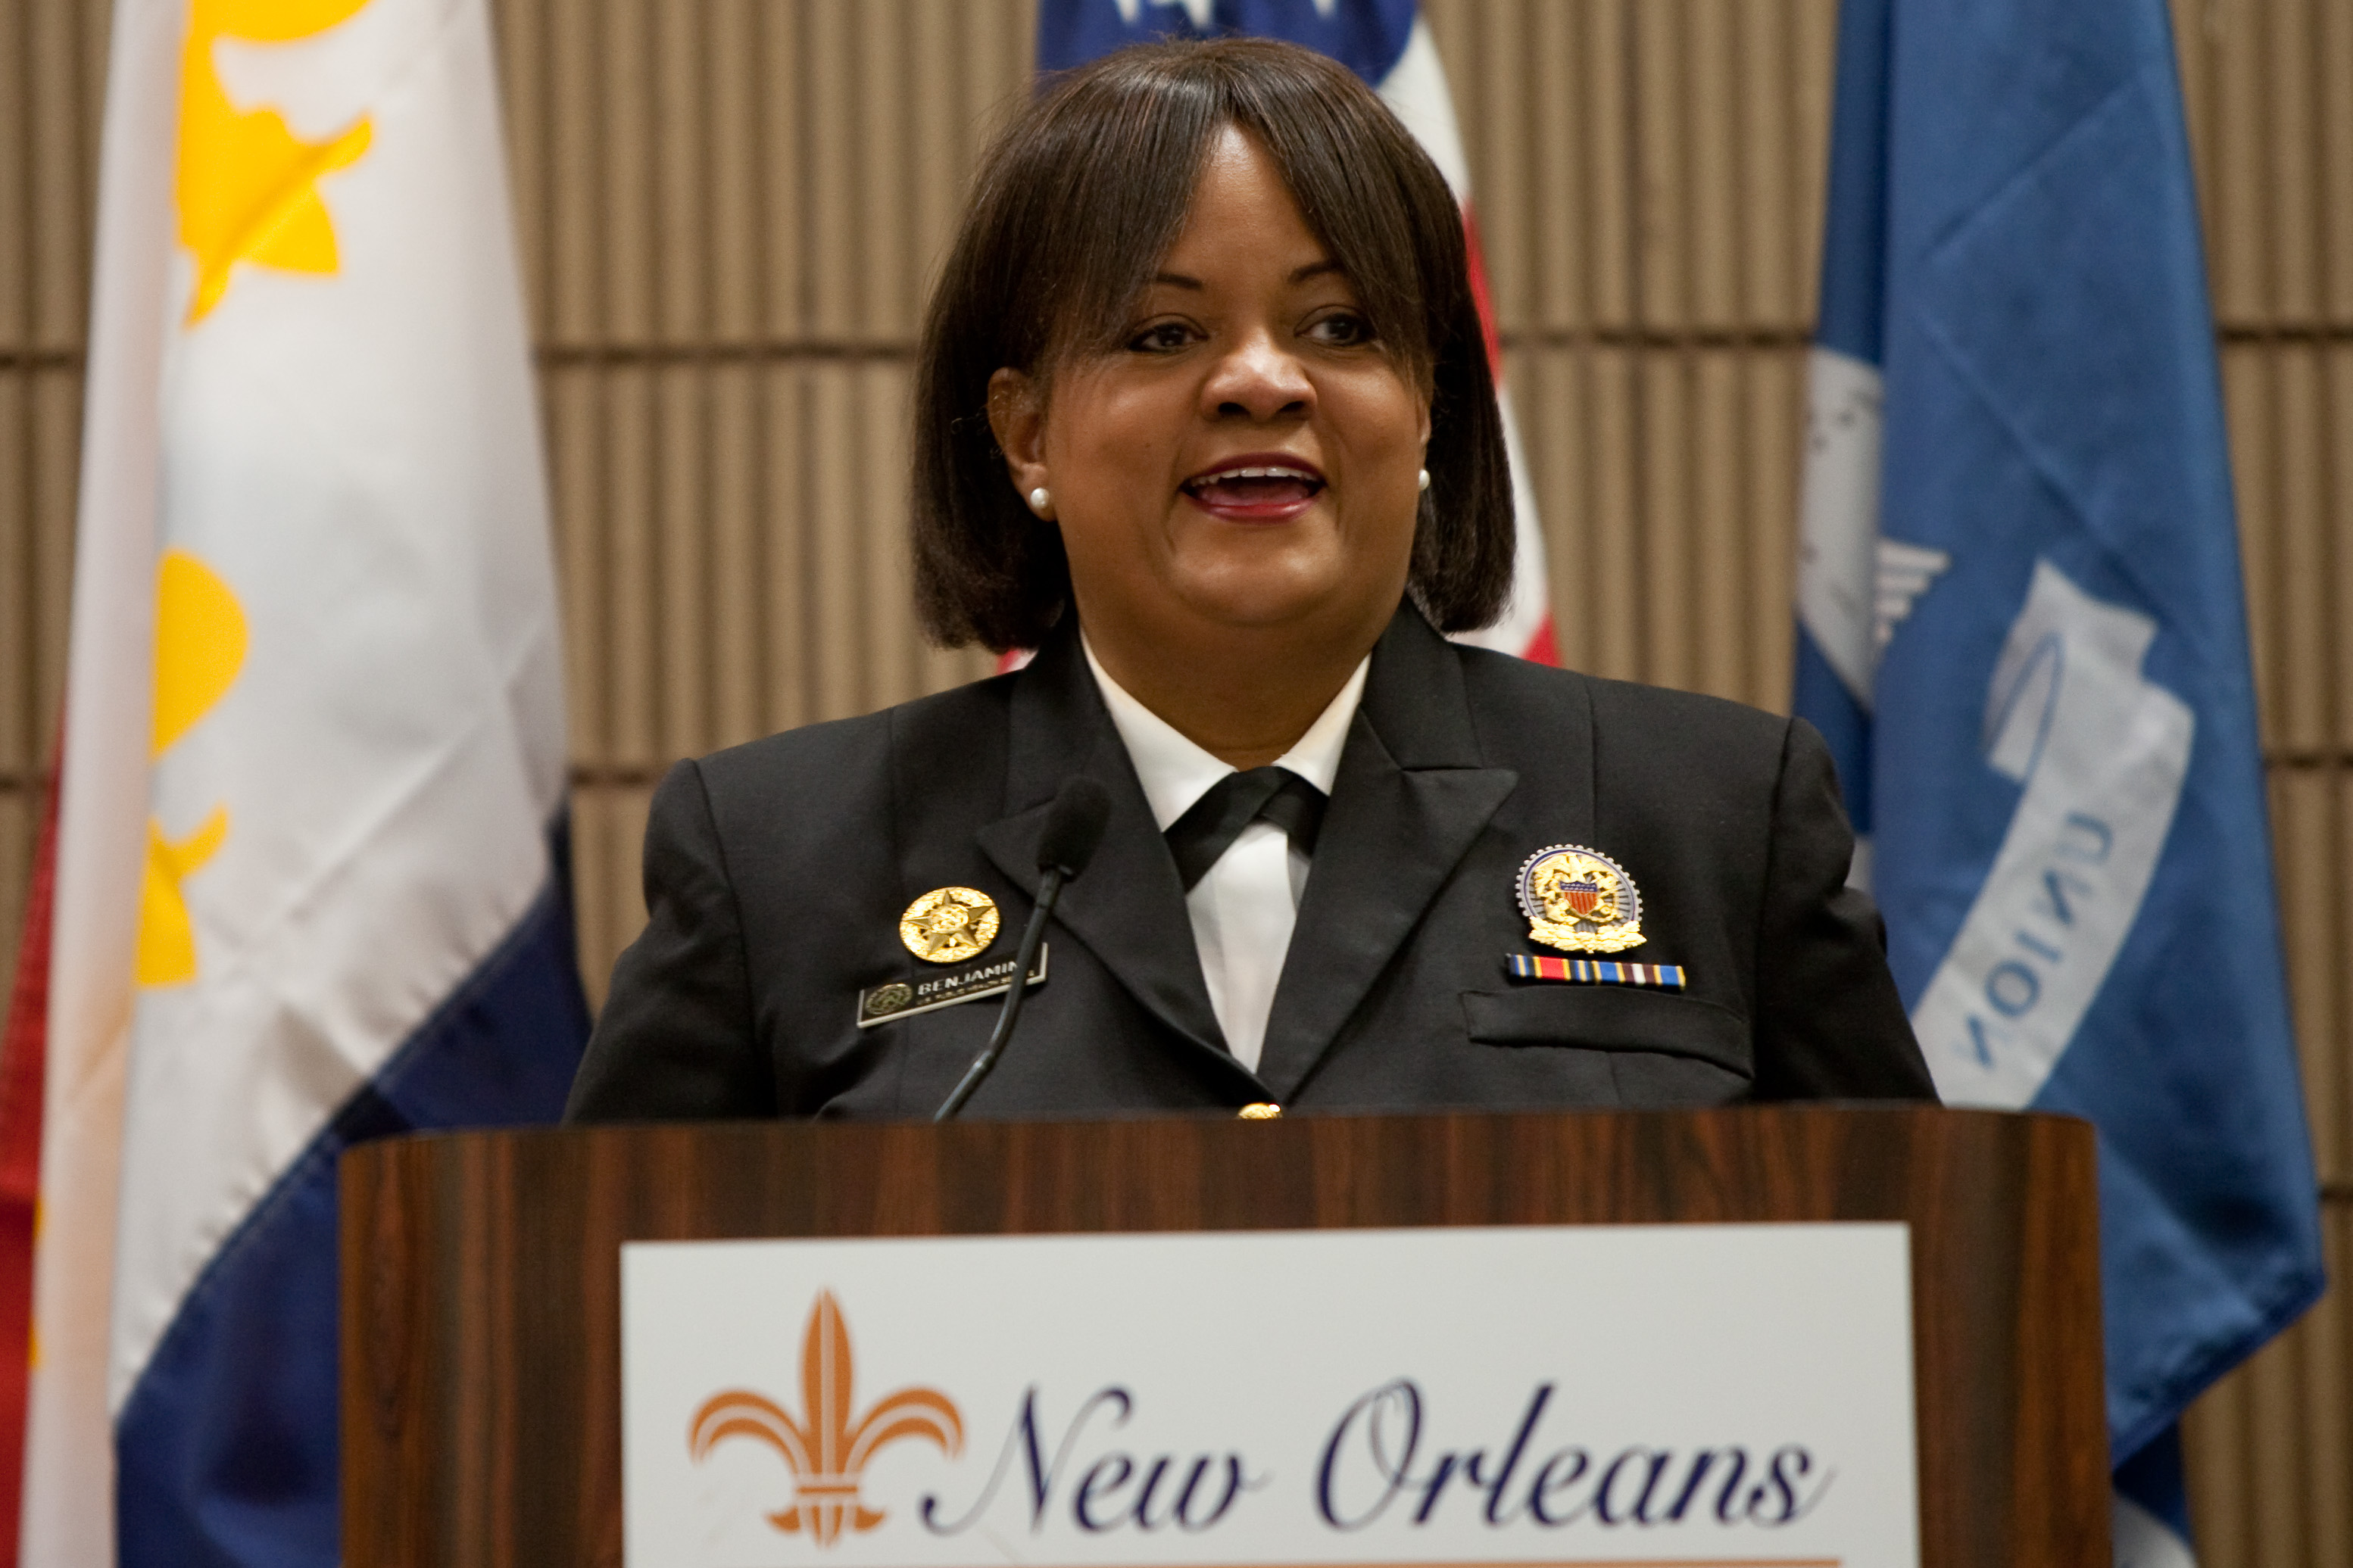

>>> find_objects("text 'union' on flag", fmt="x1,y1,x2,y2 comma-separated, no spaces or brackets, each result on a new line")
1792,0,2325,1561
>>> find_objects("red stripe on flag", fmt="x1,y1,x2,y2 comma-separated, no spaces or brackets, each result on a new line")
1518,613,1559,667
1460,204,1557,670
0,753,56,1568
1459,204,1505,380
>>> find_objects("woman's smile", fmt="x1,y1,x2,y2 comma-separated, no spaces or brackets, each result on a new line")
1181,452,1328,521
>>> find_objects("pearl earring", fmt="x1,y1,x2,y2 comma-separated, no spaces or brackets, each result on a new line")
1028,486,1053,516
1417,468,1431,493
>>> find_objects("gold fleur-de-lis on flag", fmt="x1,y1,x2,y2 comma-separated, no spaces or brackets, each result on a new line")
690,1290,963,1545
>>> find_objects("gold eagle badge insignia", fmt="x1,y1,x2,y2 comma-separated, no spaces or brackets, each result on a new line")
1517,844,1646,955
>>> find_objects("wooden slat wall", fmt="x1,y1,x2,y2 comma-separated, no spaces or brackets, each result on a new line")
496,0,1023,988
2171,0,2353,1555
1429,0,1833,712
0,0,103,1037
0,2,2347,1553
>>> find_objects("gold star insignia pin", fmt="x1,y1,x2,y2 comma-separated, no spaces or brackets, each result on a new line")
899,886,1000,965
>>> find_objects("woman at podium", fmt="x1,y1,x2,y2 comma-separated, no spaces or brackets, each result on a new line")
566,38,1936,1122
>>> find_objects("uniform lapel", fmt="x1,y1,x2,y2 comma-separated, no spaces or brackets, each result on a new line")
1252,609,1521,1100
973,628,1242,1075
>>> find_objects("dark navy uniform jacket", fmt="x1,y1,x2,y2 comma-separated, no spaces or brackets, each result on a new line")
565,604,1935,1120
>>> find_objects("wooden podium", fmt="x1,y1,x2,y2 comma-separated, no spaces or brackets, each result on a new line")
340,1105,2108,1566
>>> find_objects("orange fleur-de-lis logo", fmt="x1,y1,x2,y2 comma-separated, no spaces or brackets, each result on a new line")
691,1290,963,1544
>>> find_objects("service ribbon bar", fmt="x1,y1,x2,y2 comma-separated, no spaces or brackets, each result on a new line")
1506,953,1686,990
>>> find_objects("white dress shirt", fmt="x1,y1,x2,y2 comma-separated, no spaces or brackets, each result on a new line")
1084,638,1369,1073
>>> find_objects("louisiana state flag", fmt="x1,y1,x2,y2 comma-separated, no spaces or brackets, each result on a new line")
1793,1,2325,1560
1038,0,1556,666
19,0,589,1560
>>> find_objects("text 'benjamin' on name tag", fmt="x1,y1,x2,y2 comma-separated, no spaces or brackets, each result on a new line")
857,946,1049,1028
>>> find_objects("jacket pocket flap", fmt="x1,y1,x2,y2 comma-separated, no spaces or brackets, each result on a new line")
1461,986,1750,1077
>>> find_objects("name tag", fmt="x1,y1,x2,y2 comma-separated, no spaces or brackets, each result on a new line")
857,945,1048,1027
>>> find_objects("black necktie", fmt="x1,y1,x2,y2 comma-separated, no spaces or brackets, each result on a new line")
1162,767,1328,893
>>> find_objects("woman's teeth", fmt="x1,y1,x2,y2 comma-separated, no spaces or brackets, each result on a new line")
1186,468,1323,505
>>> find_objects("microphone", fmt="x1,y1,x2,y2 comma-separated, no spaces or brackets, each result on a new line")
935,777,1111,1120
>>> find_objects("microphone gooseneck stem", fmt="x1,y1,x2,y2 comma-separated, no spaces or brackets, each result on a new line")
935,865,1064,1121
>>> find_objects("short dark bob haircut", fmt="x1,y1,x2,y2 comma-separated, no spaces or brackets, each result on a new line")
911,36,1515,653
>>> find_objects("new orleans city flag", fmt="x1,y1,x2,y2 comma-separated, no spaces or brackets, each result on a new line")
23,0,589,1560
1793,0,2324,1561
1038,0,1557,666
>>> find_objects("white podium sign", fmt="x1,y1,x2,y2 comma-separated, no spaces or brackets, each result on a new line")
623,1224,1916,1567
